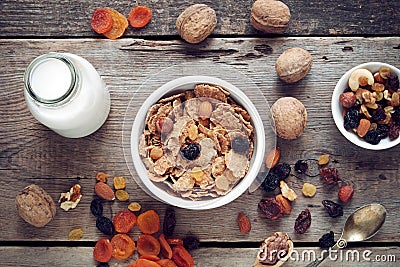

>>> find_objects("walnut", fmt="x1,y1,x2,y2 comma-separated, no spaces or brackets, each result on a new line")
176,4,217,44
250,0,291,34
275,48,313,83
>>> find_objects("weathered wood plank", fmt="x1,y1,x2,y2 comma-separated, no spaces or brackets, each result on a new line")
0,37,400,243
0,0,399,37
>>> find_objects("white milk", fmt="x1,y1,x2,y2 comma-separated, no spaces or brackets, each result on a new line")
24,52,110,138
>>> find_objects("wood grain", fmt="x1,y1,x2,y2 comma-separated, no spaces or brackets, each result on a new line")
0,37,400,245
0,0,399,37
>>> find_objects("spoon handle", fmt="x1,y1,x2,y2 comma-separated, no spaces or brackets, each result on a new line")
305,244,339,267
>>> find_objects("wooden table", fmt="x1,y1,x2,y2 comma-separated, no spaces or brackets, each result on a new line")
1,1,399,266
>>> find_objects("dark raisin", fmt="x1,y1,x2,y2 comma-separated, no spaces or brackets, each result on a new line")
96,216,114,236
343,107,360,130
392,108,400,125
163,207,176,237
389,122,400,140
365,130,381,145
371,107,386,122
294,209,311,234
180,143,200,160
386,72,399,92
231,136,250,153
319,231,335,249
90,199,103,217
322,200,343,218
376,124,390,139
261,173,280,192
294,160,308,174
183,233,200,251
272,163,291,180
97,263,109,267
258,198,283,220
320,167,340,185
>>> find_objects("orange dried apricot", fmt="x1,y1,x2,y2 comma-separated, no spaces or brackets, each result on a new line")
93,238,112,263
111,234,136,260
140,254,161,261
131,259,161,267
128,6,152,28
137,210,160,234
159,234,173,259
137,234,161,256
171,245,194,267
103,8,128,40
91,9,113,34
113,209,137,233
157,259,178,267
166,238,184,247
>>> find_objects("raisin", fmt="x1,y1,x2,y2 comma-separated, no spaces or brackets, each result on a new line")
376,124,390,139
183,233,200,251
231,136,250,153
261,173,280,192
386,72,399,92
322,200,343,218
343,107,360,130
180,143,200,160
389,122,400,140
258,198,283,220
163,207,176,237
271,163,291,180
320,167,340,185
90,199,103,217
294,209,311,234
294,160,308,174
319,231,335,249
96,216,115,236
365,130,381,145
97,263,109,267
371,107,386,122
392,108,400,125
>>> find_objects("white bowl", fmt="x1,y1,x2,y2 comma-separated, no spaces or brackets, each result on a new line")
332,62,400,150
130,76,266,210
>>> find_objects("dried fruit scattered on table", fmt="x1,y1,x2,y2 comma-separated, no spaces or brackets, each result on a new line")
255,232,293,266
265,148,280,169
294,209,311,234
138,209,161,234
91,8,113,34
294,160,308,174
96,172,109,183
68,228,84,240
140,255,161,261
318,154,330,165
113,176,126,190
272,162,291,180
319,231,335,249
113,209,137,233
137,234,161,256
91,199,103,217
180,142,201,160
96,216,115,236
95,182,115,201
275,194,291,215
250,0,291,34
115,189,130,201
261,172,280,192
320,167,340,185
97,262,110,267
157,259,178,267
338,185,354,203
258,198,283,220
128,6,152,28
280,180,297,201
322,200,343,218
302,182,317,197
128,201,142,212
111,234,136,260
172,245,195,267
59,184,82,211
163,207,176,237
103,8,129,40
167,238,184,247
237,212,251,234
275,48,313,83
183,233,200,251
93,238,113,263
129,259,161,267
159,234,173,259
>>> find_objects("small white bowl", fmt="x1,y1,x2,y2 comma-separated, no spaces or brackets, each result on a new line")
130,76,267,209
332,62,400,150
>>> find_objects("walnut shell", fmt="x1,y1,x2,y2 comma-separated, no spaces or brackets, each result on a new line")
250,0,291,34
271,97,307,140
275,47,313,83
16,184,56,227
176,4,217,44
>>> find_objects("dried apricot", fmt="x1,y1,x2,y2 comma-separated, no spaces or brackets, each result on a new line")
113,209,137,234
171,245,194,267
91,9,113,34
159,234,173,259
140,255,161,261
265,148,280,169
157,259,178,267
113,176,126,190
132,259,161,267
166,238,184,247
103,8,128,40
275,194,291,215
93,238,112,263
96,172,109,183
137,210,161,234
115,189,130,201
137,234,161,256
128,6,152,28
111,234,136,260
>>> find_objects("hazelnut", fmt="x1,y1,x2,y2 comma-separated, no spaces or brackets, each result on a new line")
275,48,313,83
271,97,307,140
156,117,174,134
199,101,213,118
176,4,217,44
250,0,291,34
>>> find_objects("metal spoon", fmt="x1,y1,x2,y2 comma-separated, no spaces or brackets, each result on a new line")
306,203,386,267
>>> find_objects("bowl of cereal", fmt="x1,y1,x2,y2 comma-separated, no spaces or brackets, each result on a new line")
123,64,275,210
332,62,400,150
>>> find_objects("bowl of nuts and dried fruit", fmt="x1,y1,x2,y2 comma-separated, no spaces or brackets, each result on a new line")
124,70,274,210
332,62,400,150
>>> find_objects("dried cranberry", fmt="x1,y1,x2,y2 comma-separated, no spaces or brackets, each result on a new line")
258,198,283,220
163,207,176,237
322,200,343,218
231,136,250,153
389,121,400,140
90,199,103,217
96,216,115,236
183,233,200,251
294,160,308,174
180,143,200,160
294,209,311,234
272,163,291,180
371,107,386,122
261,173,280,192
320,167,340,185
343,107,360,130
365,130,381,144
319,231,335,248
376,124,390,139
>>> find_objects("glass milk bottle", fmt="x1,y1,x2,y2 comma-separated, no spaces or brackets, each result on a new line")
24,52,111,138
